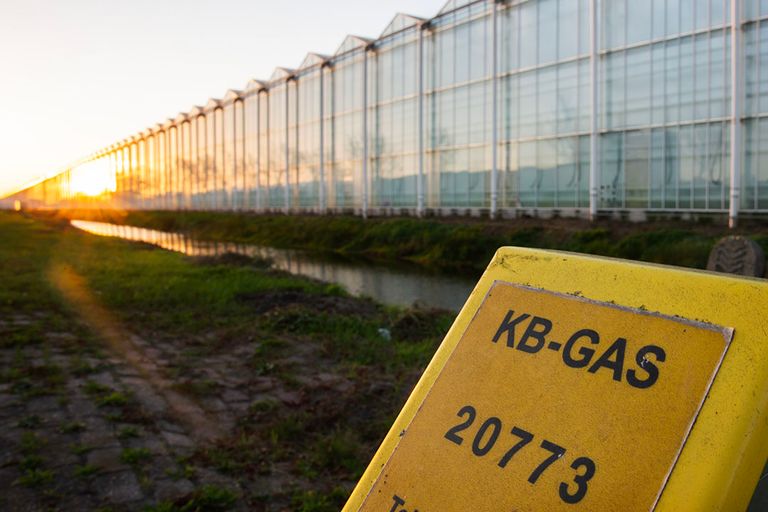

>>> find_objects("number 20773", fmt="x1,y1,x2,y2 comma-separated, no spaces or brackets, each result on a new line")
444,405,596,505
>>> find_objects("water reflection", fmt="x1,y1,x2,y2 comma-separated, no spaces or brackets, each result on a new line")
70,220,477,311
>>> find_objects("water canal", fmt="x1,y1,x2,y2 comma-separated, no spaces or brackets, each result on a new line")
71,219,478,311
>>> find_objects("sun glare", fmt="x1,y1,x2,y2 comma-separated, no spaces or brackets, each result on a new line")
69,159,116,197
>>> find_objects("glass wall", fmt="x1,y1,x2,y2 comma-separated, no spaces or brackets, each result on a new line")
258,91,270,210
204,109,217,209
268,82,288,209
330,50,365,210
10,0,768,222
600,0,732,210
427,3,493,208
223,101,237,209
296,68,322,209
743,4,768,210
244,91,260,210
372,25,420,207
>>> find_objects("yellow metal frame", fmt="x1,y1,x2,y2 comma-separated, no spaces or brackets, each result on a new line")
344,247,768,511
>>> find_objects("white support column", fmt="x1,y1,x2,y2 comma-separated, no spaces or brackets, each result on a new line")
255,93,261,211
417,24,426,217
362,48,370,219
729,0,742,228
319,64,326,212
589,0,599,221
490,0,499,219
177,132,182,211
284,79,291,213
211,120,218,210
233,107,239,211
295,80,300,213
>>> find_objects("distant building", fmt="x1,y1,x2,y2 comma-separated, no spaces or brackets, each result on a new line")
5,0,766,226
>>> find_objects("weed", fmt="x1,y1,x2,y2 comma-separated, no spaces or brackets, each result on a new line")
120,447,152,465
165,463,196,481
252,361,275,376
74,464,100,478
20,432,45,453
14,468,54,487
291,487,348,512
253,336,288,357
18,454,44,471
105,411,124,422
60,421,86,434
308,429,365,476
248,399,278,415
117,426,140,439
70,358,96,376
173,379,218,398
70,443,93,456
97,391,129,407
82,380,111,396
145,484,238,512
17,415,42,429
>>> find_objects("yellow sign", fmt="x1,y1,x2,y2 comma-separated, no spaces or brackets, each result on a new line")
345,248,768,512
357,282,731,511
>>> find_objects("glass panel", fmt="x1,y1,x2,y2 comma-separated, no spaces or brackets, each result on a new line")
519,141,537,206
650,128,665,208
625,130,649,208
538,0,557,64
600,132,624,208
679,124,695,208
627,1,651,45
665,127,680,209
693,123,709,208
538,139,557,207
520,0,537,68
604,0,626,49
626,47,652,128
557,137,578,207
559,0,579,61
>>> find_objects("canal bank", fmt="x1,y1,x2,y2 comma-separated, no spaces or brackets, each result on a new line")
0,212,453,511
48,209,768,273
70,219,477,311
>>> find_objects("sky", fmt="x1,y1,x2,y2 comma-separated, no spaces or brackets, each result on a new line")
0,0,444,198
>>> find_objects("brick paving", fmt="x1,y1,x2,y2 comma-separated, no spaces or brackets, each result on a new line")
0,313,246,511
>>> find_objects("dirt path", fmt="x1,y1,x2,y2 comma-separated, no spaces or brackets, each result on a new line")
47,263,230,443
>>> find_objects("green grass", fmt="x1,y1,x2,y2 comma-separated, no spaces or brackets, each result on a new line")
82,380,111,396
74,464,100,478
70,443,93,456
17,415,42,429
97,391,129,407
291,487,349,512
117,425,140,439
145,484,238,512
60,421,87,434
14,468,55,487
20,432,46,453
120,447,152,465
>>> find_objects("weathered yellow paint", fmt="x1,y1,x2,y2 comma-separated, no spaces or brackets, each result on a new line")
343,247,768,512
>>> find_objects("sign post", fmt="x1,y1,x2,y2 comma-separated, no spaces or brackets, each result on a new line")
344,247,768,511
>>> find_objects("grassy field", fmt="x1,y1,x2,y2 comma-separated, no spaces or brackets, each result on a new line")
55,209,768,274
0,212,453,511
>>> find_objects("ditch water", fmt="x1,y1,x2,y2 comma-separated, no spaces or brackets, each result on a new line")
70,220,478,311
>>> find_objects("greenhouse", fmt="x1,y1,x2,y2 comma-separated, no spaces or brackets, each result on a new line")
6,0,768,226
